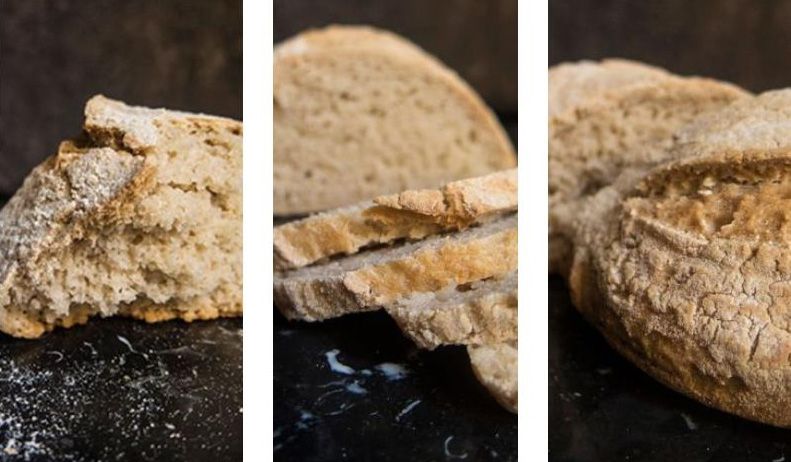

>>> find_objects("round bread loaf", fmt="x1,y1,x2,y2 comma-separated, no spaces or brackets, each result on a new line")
568,90,791,427
274,25,516,215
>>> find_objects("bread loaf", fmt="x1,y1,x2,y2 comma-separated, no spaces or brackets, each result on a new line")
0,96,242,338
567,90,791,427
274,25,516,215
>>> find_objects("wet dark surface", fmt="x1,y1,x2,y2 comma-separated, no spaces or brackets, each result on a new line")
549,276,789,462
0,317,243,462
274,310,517,462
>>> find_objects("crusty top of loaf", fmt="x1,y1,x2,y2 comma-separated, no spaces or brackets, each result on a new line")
549,58,672,117
85,95,240,152
374,169,517,226
671,89,791,158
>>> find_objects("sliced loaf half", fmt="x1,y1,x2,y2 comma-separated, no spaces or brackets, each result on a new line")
274,25,516,215
387,271,517,349
0,96,242,338
274,169,517,270
469,341,517,413
274,214,517,321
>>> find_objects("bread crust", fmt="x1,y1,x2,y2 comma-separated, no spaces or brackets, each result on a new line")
274,169,517,271
274,25,516,214
549,59,750,275
0,96,242,338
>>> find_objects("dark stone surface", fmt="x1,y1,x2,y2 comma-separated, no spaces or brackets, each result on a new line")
0,0,242,196
274,310,517,462
274,0,518,114
549,276,789,462
550,0,791,93
0,316,243,461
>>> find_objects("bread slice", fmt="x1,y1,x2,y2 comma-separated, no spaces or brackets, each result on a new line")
274,25,516,215
274,213,517,321
387,272,517,350
0,96,242,338
549,59,749,274
469,342,517,413
274,169,517,271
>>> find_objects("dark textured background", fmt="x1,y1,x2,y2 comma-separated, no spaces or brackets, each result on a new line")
274,0,518,113
550,0,791,92
0,0,242,196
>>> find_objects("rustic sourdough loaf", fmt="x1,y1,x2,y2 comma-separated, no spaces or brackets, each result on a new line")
274,213,517,321
387,271,517,350
274,25,516,215
567,90,791,427
0,96,242,338
469,342,517,413
549,59,749,274
274,169,517,270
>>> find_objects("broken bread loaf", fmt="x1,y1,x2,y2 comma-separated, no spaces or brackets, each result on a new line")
567,90,791,428
274,213,517,321
469,342,518,413
387,271,517,350
274,25,516,215
274,169,517,271
0,96,242,338
549,59,749,274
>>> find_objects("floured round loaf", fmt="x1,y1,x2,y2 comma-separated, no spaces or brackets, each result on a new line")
0,96,242,338
469,341,517,413
568,90,791,427
274,25,516,215
549,59,749,274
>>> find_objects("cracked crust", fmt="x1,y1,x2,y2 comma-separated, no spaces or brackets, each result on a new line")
387,271,517,349
0,96,242,338
468,341,517,413
549,59,750,275
274,214,517,321
274,25,516,214
274,169,517,271
569,146,791,427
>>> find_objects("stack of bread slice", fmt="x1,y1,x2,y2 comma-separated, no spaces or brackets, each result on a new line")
274,169,518,412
